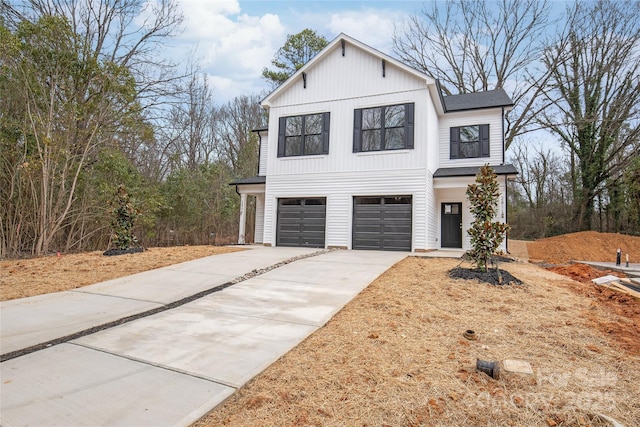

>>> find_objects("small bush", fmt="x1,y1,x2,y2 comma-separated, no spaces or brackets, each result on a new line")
110,184,140,250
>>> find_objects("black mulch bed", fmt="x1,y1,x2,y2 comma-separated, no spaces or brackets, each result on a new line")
103,247,144,256
449,266,523,286
461,253,516,263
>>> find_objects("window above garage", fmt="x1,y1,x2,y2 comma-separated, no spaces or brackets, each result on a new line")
277,113,330,157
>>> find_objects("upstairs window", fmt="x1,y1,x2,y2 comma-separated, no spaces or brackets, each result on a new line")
353,103,414,152
450,124,490,159
278,113,330,157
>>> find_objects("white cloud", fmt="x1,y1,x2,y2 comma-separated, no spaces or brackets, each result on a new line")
328,9,408,54
172,0,285,102
208,74,268,105
165,2,412,103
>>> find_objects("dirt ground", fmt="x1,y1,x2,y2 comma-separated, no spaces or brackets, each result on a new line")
525,231,640,264
0,246,243,301
195,257,640,427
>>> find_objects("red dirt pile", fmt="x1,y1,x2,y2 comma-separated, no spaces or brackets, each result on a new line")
546,263,625,283
527,231,640,264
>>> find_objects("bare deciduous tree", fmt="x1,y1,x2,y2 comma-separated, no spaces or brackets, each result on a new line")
393,0,553,148
537,0,640,230
215,94,266,176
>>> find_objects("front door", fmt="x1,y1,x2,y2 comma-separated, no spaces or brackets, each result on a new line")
441,203,462,248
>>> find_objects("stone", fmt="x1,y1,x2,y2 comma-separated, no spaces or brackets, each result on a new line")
503,359,533,375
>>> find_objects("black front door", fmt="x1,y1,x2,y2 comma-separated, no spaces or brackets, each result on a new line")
441,203,462,248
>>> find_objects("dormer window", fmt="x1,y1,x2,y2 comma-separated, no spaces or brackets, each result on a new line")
450,124,489,159
277,113,330,157
353,103,414,152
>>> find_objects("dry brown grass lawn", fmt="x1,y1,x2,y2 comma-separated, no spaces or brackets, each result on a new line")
195,257,640,427
0,246,243,301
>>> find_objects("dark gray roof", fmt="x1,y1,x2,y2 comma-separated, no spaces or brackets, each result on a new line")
229,175,266,185
433,164,518,178
252,125,268,132
443,89,514,112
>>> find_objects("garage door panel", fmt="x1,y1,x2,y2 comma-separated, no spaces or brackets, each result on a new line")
353,196,411,251
354,225,381,233
276,198,326,248
383,226,411,234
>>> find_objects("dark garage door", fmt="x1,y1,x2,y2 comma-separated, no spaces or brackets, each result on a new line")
353,196,412,251
276,198,326,248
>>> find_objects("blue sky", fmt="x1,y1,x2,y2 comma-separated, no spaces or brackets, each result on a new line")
170,0,424,103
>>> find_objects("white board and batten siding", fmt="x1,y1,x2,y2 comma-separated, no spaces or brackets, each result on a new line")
263,169,429,250
254,194,265,244
438,109,505,168
258,131,269,176
262,40,438,250
267,40,430,109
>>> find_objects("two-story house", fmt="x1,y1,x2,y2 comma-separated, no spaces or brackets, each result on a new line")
231,34,517,252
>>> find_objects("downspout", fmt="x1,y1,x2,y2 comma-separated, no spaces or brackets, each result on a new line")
505,174,509,254
502,106,508,253
255,130,263,176
501,107,505,164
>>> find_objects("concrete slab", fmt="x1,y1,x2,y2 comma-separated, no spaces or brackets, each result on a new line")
255,259,396,289
1,292,161,354
76,246,319,303
305,249,407,266
0,344,234,427
73,269,233,304
186,276,358,326
73,307,317,388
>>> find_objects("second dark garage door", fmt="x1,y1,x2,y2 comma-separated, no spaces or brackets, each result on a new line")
276,198,326,248
353,196,412,251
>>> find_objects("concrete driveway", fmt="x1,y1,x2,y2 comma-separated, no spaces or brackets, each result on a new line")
1,247,407,426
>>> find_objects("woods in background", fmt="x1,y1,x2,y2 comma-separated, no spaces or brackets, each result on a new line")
0,0,265,257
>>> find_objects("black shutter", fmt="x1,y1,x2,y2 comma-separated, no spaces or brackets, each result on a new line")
353,109,362,152
277,117,286,157
450,127,460,159
405,103,414,149
322,112,330,154
480,124,490,157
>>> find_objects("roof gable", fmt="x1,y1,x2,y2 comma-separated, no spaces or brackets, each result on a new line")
261,33,437,108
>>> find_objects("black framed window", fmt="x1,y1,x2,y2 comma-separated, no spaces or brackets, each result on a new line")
450,124,489,159
278,112,330,157
353,103,414,152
